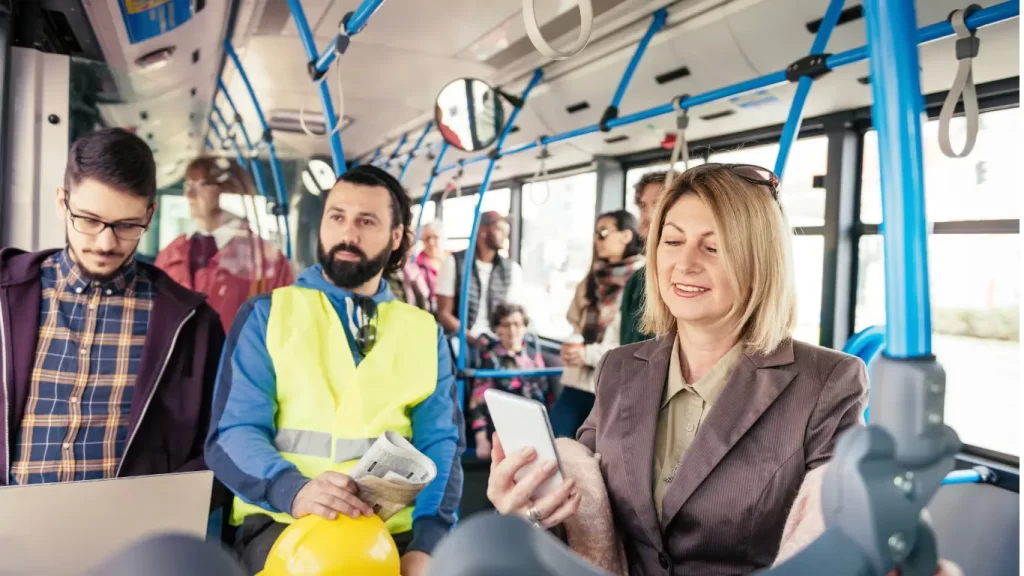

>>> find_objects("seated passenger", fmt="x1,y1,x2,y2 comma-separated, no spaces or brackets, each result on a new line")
469,303,552,459
435,211,524,351
485,163,867,574
620,170,667,346
205,165,464,576
549,210,644,439
154,157,294,331
0,128,225,486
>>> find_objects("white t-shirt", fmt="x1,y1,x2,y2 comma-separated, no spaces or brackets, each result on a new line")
436,253,524,336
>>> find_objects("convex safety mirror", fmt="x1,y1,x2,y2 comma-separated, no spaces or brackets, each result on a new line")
434,78,505,152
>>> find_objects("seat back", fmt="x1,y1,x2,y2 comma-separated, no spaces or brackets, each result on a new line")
927,483,1019,575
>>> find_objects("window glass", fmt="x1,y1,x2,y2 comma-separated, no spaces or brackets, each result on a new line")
624,158,706,218
410,200,437,233
708,136,828,228
520,173,598,339
855,233,1020,456
861,108,1020,224
157,195,192,251
792,234,824,345
438,189,511,257
440,188,510,242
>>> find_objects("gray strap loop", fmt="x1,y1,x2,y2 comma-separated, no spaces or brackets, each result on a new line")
938,6,981,159
665,96,691,188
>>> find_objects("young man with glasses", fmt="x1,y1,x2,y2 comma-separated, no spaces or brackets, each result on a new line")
206,165,464,576
0,128,226,487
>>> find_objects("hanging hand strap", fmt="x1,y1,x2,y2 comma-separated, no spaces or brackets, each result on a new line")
522,0,594,60
664,96,690,188
529,141,552,204
938,5,981,159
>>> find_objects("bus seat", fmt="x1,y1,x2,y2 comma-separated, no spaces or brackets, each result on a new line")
842,325,886,421
926,483,1020,576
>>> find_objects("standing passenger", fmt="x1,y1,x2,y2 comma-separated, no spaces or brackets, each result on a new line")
435,211,525,350
0,128,225,486
205,165,463,576
620,170,667,346
155,157,293,331
549,211,644,439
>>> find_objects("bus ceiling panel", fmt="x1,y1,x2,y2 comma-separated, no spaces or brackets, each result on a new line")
80,0,228,101
313,0,523,58
509,18,753,141
363,0,745,159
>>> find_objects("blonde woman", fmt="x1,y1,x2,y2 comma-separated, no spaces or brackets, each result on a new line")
486,163,868,575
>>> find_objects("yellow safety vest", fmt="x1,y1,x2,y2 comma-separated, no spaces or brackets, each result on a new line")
230,286,439,534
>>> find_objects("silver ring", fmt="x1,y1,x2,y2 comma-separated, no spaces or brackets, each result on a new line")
526,506,542,523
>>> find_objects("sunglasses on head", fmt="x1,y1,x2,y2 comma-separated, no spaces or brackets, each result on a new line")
699,163,780,201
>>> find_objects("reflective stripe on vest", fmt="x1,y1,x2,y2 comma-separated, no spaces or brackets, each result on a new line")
230,286,438,533
274,430,412,463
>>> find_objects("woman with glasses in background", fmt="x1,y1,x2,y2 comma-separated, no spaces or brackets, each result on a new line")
548,210,644,439
485,164,868,575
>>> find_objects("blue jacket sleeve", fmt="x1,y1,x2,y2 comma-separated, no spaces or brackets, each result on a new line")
204,296,309,515
407,327,466,554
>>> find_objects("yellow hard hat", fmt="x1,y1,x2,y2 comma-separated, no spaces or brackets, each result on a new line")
258,514,400,576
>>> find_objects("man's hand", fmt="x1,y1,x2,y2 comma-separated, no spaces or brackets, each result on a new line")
290,471,374,520
401,551,430,576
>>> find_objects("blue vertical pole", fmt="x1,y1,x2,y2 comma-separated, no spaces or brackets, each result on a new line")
368,147,383,165
774,0,846,179
388,132,409,165
609,9,667,109
456,69,544,408
284,0,347,176
863,0,931,358
224,41,294,259
399,122,433,182
216,82,272,203
415,142,449,245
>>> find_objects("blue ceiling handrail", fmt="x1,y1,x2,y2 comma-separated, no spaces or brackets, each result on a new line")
774,0,846,180
399,122,433,182
428,1,1017,180
413,141,450,246
223,41,293,259
601,9,667,131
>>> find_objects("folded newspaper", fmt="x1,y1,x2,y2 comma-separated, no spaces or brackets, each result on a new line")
349,431,437,521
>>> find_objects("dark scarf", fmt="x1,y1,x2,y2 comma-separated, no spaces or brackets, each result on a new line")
582,254,645,344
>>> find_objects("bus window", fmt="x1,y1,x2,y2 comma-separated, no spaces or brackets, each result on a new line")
860,107,1020,223
856,108,1021,457
520,172,598,339
410,200,437,234
441,189,511,254
708,137,830,344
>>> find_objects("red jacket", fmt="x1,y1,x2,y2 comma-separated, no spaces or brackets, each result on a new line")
155,222,294,331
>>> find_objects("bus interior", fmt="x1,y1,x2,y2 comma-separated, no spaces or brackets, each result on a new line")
0,0,1020,574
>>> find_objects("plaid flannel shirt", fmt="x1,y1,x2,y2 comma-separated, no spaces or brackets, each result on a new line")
9,250,155,484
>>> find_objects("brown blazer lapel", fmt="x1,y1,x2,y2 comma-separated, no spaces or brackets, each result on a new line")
615,335,673,548
659,340,798,528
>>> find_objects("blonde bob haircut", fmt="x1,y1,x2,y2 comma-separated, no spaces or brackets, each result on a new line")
640,164,797,355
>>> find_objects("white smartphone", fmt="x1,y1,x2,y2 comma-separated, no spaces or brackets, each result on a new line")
483,389,564,499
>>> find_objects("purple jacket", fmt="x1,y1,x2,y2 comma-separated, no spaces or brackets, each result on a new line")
0,248,226,485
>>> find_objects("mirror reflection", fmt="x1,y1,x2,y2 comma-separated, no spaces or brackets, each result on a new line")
434,78,505,152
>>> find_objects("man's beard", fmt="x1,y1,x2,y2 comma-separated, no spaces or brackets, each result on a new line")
317,239,392,290
67,242,131,282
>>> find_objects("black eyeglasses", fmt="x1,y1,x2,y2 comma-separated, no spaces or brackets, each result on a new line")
63,191,151,240
699,163,780,201
354,297,378,356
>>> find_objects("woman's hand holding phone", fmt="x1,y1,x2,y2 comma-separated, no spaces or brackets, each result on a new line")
486,434,582,529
